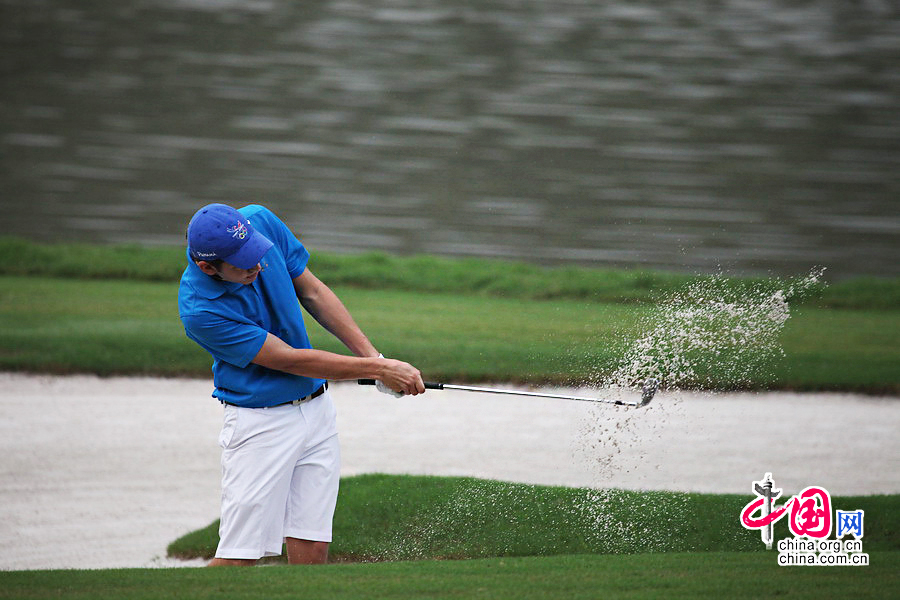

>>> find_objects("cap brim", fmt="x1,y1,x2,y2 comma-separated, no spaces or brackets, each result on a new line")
222,230,274,269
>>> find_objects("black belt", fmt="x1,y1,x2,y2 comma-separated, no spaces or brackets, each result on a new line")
223,382,328,408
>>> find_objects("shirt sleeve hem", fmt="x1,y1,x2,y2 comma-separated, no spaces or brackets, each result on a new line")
287,264,307,280
235,329,269,368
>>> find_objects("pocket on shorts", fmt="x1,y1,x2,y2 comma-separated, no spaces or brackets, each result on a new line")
219,405,240,449
317,392,339,440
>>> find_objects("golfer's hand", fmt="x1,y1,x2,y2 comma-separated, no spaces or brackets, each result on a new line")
378,356,425,396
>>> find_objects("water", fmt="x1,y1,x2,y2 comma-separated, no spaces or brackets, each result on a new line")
2,0,898,279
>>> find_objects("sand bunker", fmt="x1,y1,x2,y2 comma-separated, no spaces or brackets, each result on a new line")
1,373,897,570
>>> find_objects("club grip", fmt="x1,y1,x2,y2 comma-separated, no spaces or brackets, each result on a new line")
357,379,444,390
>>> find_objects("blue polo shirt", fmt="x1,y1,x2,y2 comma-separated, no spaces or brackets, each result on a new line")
178,205,325,407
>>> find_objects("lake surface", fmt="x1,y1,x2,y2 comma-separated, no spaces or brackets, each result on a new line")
2,0,898,279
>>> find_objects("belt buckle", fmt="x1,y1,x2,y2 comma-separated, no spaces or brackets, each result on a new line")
290,383,326,406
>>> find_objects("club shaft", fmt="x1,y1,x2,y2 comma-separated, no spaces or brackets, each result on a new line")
357,379,639,406
437,384,635,406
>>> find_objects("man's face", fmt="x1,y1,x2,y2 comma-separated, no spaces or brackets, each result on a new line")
200,261,261,285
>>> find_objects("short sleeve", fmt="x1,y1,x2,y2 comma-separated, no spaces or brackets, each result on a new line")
244,205,310,278
182,313,269,368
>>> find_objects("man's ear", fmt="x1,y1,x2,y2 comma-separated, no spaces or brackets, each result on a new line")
196,261,218,276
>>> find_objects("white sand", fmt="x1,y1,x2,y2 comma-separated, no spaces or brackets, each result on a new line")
1,373,897,571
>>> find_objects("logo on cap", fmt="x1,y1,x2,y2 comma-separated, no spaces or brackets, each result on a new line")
226,221,248,240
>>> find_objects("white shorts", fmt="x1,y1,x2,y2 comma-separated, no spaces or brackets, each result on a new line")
215,389,341,560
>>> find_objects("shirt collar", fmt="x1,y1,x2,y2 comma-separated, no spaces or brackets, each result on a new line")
184,250,244,299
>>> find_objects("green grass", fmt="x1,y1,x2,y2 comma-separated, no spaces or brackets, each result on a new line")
0,237,188,282
775,306,900,393
0,276,203,376
3,236,899,308
1,275,898,391
2,475,897,598
2,238,898,390
1,552,897,600
168,475,900,563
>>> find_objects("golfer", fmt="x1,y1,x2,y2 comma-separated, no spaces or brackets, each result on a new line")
178,203,425,566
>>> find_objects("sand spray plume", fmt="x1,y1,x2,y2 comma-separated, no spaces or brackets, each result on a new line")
606,266,826,392
351,269,829,560
580,267,827,482
367,480,696,560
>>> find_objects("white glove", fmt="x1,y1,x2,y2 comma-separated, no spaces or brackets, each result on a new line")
376,354,404,398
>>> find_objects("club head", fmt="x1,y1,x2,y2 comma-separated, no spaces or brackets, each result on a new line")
638,378,658,407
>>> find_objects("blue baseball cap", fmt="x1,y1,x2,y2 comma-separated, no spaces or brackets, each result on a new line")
187,204,273,269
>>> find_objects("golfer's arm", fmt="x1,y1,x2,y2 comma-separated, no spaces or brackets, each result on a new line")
252,333,386,380
292,268,379,358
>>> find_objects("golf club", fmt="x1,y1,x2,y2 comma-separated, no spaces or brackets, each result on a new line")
358,377,659,408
